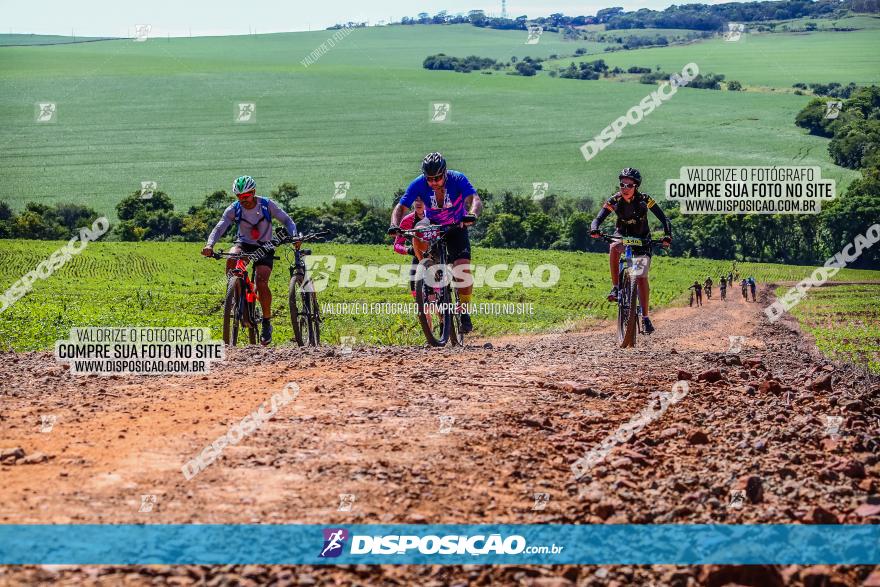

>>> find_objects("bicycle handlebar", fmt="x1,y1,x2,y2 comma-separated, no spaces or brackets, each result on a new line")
595,233,669,248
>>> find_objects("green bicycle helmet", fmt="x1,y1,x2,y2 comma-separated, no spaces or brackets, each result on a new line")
232,175,257,195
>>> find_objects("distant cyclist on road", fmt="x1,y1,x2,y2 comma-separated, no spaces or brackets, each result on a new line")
388,153,482,333
704,276,713,300
719,276,727,300
689,280,703,307
748,276,757,302
201,175,298,346
589,167,672,335
741,278,748,300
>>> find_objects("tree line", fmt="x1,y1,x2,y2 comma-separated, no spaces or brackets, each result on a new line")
380,1,876,34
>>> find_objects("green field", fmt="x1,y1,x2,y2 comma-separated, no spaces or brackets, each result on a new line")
0,34,116,46
786,283,880,373
2,239,879,351
552,29,880,87
1,23,873,216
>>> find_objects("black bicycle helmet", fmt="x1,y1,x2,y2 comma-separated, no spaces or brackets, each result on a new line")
619,167,642,185
422,152,447,177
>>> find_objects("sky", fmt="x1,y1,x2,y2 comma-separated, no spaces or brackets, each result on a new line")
1,0,730,37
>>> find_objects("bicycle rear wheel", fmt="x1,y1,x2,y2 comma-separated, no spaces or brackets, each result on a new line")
415,258,451,347
617,268,639,348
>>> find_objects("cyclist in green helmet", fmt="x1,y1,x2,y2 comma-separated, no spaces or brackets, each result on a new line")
201,175,298,346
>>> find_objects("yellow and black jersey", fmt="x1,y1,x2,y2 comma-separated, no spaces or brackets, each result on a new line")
591,191,672,239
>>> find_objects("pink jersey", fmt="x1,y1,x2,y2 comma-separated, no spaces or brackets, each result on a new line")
393,212,423,255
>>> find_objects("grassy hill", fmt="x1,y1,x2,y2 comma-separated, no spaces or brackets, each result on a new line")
1,23,875,216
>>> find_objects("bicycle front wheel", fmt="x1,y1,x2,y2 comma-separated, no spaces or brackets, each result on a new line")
223,278,245,346
415,258,451,347
617,269,639,348
288,276,307,346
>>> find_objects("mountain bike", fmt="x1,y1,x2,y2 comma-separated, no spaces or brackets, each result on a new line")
705,284,713,300
395,217,475,347
689,289,695,307
599,233,664,349
285,229,330,346
210,249,278,346
720,286,727,301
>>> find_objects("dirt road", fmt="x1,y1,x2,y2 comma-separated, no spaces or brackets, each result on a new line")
1,285,878,586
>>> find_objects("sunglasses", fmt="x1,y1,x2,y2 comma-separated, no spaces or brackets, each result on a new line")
237,191,256,200
619,182,637,189
426,174,445,183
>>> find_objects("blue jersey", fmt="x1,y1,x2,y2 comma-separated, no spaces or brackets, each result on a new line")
399,170,476,226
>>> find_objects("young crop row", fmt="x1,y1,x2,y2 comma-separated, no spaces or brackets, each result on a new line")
1,241,879,353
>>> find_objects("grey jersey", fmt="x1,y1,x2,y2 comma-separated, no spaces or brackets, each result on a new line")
206,198,297,247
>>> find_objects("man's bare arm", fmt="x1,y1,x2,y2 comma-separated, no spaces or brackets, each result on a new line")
390,203,410,227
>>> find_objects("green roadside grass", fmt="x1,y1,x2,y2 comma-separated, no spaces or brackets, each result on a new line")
2,239,879,351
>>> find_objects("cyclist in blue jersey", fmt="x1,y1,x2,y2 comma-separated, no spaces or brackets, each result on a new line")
388,153,482,333
201,175,298,346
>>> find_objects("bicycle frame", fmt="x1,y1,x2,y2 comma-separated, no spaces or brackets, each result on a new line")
398,223,463,346
598,233,664,348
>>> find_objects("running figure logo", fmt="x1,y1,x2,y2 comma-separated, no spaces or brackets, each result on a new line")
825,101,843,120
235,102,256,123
319,528,349,558
35,102,57,123
430,102,450,123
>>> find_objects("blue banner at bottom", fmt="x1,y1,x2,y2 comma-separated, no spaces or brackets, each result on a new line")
0,525,878,565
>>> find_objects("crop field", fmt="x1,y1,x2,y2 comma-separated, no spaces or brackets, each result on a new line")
1,23,874,215
2,239,878,351
552,29,880,88
786,283,880,373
